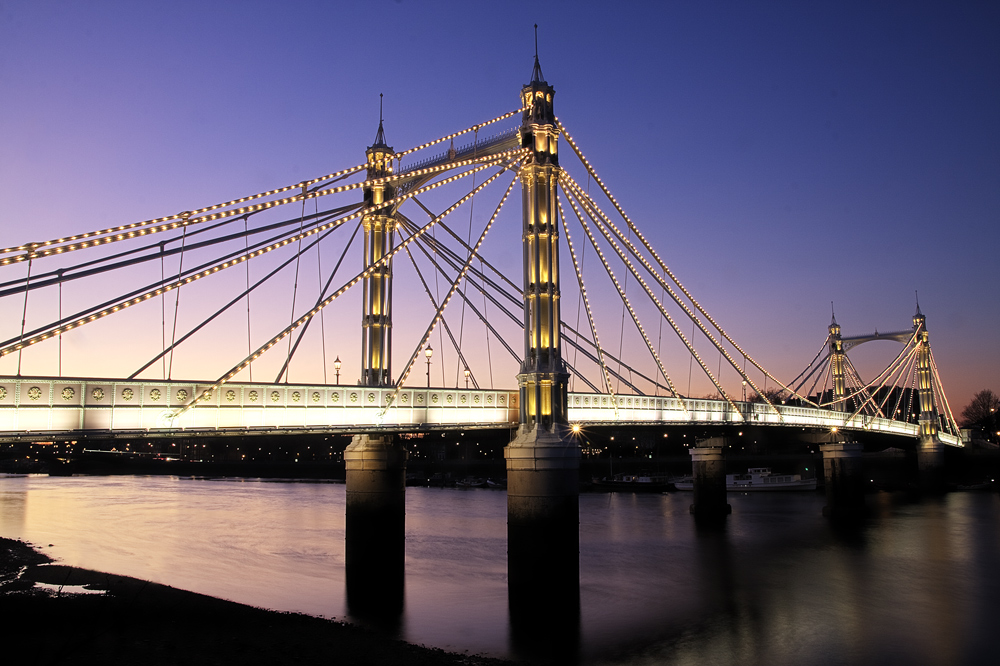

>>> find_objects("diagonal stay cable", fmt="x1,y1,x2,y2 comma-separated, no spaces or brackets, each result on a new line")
168,157,524,419
0,156,514,358
377,170,520,419
401,213,662,393
0,204,363,353
560,192,678,403
128,219,360,379
560,120,804,406
272,220,363,386
403,243,480,389
562,185,704,416
562,173,780,412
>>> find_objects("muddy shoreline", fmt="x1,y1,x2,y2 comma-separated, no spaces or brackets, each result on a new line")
0,537,509,665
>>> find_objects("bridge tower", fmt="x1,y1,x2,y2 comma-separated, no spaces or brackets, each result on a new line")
913,304,945,490
504,54,581,645
360,112,395,387
829,310,846,411
343,110,406,622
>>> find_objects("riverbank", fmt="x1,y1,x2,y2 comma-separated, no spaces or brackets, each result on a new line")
0,537,509,666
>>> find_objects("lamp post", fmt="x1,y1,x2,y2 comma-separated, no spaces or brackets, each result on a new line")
334,356,341,385
742,380,747,402
425,346,433,388
464,367,470,389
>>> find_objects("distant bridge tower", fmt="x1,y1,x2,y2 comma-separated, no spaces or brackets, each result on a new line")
912,304,939,441
360,111,395,386
912,303,945,489
829,310,846,411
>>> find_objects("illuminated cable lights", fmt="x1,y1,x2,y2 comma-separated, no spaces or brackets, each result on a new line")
561,172,778,415
555,196,619,419
393,107,526,160
377,170,521,420
0,154,525,358
0,164,368,264
167,157,525,418
561,189,696,415
558,120,798,404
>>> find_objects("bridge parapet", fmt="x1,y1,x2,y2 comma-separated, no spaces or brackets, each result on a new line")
0,377,518,439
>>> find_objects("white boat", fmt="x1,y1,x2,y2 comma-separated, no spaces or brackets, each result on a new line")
673,467,817,491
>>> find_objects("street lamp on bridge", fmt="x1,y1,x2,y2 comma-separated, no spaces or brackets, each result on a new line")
425,346,433,388
334,356,341,385
464,367,470,389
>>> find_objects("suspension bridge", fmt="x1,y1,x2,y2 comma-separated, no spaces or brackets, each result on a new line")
0,61,963,452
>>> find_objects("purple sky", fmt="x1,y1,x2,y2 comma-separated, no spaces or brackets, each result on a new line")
1,1,997,410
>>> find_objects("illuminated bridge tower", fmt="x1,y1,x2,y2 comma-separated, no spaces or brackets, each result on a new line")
829,311,846,411
504,56,581,649
360,118,395,387
913,304,945,490
343,112,406,623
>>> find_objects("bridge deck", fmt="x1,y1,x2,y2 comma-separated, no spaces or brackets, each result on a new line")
0,377,962,446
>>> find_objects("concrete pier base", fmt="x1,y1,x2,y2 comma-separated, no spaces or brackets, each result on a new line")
917,437,946,493
820,441,867,520
505,425,581,663
689,441,731,520
344,434,407,627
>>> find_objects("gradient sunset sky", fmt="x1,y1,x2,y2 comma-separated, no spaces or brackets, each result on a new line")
1,1,997,410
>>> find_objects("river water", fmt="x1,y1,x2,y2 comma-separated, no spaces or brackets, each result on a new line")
1,474,998,665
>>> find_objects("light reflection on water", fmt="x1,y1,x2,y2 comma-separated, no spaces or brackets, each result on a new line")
1,474,999,665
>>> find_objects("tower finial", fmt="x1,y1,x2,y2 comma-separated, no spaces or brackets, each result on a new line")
830,301,838,326
915,290,922,315
530,24,544,83
372,93,388,146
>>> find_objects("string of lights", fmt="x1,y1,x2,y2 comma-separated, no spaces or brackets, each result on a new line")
0,153,521,359
168,157,524,420
558,119,796,399
377,170,520,419
559,191,678,406
561,172,798,412
554,195,619,417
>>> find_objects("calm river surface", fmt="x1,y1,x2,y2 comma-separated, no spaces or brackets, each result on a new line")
2,474,999,665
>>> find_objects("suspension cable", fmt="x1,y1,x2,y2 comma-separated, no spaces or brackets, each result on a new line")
376,168,520,417
130,219,357,380
561,172,788,411
0,156,514,359
556,195,618,414
17,258,32,376
169,157,523,419
272,221,363,385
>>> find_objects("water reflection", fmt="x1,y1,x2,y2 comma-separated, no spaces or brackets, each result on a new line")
2,477,999,665
344,488,404,634
508,511,580,664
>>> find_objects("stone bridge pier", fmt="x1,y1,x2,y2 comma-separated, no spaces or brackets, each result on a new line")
688,437,731,520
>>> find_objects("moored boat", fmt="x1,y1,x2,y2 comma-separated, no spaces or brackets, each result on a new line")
593,473,674,492
673,467,816,491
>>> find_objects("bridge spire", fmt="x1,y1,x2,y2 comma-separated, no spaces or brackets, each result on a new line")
530,24,545,84
829,305,845,412
361,94,396,386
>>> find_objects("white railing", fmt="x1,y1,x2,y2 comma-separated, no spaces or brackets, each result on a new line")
0,377,963,447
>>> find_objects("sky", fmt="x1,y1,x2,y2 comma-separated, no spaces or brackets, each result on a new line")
1,0,997,411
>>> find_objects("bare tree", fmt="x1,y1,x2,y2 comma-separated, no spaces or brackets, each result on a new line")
960,389,999,441
749,388,786,404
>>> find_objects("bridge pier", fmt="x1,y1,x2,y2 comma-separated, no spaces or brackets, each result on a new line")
688,439,731,519
343,433,406,626
820,441,867,520
916,436,946,493
506,425,581,662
